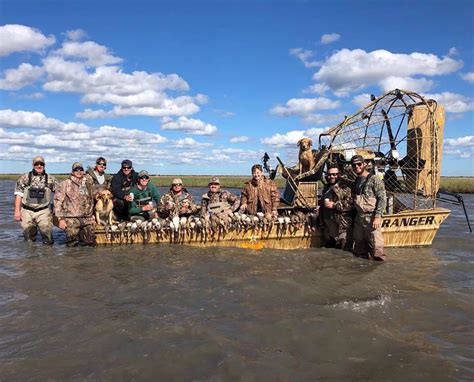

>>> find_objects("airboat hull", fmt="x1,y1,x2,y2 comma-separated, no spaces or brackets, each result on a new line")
95,208,450,250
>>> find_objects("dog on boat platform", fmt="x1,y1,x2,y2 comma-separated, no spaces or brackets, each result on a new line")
94,189,116,226
297,137,316,175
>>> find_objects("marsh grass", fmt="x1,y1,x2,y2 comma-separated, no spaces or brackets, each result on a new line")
438,177,474,193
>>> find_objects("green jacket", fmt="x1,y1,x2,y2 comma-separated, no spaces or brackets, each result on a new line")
128,183,161,217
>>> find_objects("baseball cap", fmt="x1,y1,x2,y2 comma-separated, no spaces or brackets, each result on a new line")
209,176,220,185
138,170,149,178
172,178,183,185
351,155,365,164
32,156,45,165
72,162,83,171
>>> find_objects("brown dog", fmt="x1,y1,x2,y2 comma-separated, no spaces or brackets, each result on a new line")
297,137,316,174
94,189,116,226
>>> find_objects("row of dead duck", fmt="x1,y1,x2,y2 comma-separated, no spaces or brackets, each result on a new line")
101,210,320,243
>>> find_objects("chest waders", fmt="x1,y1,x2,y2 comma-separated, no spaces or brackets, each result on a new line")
354,175,377,214
21,172,52,212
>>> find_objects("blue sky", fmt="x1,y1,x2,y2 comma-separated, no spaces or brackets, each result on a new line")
0,0,473,175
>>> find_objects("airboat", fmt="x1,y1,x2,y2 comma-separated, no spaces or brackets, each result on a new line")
96,89,469,249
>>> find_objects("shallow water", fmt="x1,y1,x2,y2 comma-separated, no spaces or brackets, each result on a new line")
0,180,473,381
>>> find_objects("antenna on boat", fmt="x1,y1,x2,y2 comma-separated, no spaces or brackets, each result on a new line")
437,191,472,233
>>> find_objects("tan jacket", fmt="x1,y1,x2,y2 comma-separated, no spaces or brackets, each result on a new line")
54,176,94,219
240,177,279,215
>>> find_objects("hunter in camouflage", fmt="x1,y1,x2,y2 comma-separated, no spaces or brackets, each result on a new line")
200,177,240,219
321,164,354,250
54,162,96,247
159,178,197,218
351,155,387,261
14,156,58,244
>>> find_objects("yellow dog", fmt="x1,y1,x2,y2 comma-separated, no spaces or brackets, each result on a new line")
94,189,116,226
297,137,316,175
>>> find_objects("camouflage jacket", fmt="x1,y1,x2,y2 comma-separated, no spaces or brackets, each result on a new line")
200,190,240,217
354,174,387,217
321,179,354,219
240,177,279,215
54,176,94,219
86,167,112,190
15,171,58,209
159,189,197,217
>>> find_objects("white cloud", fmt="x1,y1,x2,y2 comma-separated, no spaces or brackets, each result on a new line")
313,49,463,95
461,72,474,83
379,76,434,93
17,92,45,100
444,136,474,158
0,128,35,144
0,24,55,57
172,137,212,148
270,97,340,117
161,116,217,135
64,29,87,41
448,47,458,56
0,109,173,164
261,127,327,147
0,63,44,90
303,83,329,95
0,109,89,132
0,28,209,127
40,56,202,118
229,136,249,143
423,92,474,113
300,113,343,125
54,40,122,67
321,33,340,44
352,93,372,108
43,57,189,94
212,148,260,163
213,108,235,117
92,125,167,144
289,48,320,68
168,150,207,165
77,103,202,119
445,136,474,147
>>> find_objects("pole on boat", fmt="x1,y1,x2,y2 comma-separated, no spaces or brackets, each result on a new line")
276,156,313,210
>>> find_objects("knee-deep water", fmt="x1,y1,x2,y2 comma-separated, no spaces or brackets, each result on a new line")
0,180,473,381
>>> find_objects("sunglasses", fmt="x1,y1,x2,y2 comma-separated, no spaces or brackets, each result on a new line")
139,176,150,180
173,183,182,186
34,162,45,166
327,173,339,177
351,162,364,168
122,166,132,170
209,183,220,186
97,162,107,166
73,167,84,172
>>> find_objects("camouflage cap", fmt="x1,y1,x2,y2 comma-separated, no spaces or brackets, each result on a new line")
32,156,45,165
138,170,149,178
172,178,183,185
351,155,365,164
72,162,83,171
209,177,220,185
